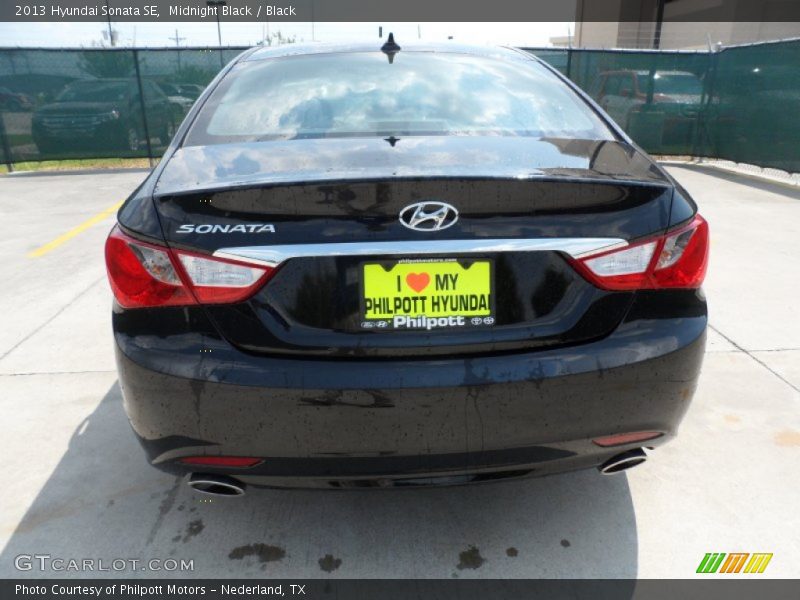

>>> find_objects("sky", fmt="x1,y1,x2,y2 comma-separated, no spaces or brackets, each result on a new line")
0,21,574,48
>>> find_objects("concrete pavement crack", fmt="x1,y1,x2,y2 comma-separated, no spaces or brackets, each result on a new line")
0,275,105,362
709,324,799,393
0,370,116,377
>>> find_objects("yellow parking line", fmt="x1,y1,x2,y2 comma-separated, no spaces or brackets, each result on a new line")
28,200,124,258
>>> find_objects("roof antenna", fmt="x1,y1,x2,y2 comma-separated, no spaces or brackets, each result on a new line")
381,33,401,64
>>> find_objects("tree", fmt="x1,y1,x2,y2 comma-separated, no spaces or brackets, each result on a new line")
78,50,135,79
258,31,297,47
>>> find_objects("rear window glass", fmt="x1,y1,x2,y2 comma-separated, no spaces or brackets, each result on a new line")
652,73,703,95
57,81,130,102
185,51,614,145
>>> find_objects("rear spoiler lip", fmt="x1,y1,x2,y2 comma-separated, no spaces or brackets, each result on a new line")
153,173,672,198
214,237,629,268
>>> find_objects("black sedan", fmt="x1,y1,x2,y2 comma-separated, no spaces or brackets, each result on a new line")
106,40,709,494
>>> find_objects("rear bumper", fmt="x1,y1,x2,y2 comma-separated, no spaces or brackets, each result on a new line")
115,290,707,488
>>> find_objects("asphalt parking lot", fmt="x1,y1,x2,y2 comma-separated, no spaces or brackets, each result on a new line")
0,165,798,579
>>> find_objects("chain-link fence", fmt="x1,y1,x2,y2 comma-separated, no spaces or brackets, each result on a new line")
701,39,800,173
529,39,800,172
1,40,799,172
533,47,710,156
0,46,246,165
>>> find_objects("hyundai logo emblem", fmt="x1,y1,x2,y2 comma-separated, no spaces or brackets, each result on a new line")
398,201,459,232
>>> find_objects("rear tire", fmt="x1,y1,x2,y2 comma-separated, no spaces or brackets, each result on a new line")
34,136,60,156
5,98,23,111
124,127,140,153
160,120,176,146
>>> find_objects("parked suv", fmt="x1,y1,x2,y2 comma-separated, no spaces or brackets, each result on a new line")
0,86,34,111
32,78,176,156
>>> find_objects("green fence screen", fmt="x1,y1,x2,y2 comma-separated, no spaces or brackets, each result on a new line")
530,39,800,172
538,48,710,156
702,39,800,173
0,47,245,164
1,41,798,172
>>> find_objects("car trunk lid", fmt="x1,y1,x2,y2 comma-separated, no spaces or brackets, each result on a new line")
147,136,673,358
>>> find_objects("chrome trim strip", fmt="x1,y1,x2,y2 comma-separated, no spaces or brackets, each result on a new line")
214,238,627,268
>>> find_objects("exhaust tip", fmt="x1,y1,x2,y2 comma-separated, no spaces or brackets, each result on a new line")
598,448,647,475
187,473,246,497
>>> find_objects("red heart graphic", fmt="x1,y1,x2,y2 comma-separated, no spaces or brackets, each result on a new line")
406,272,430,293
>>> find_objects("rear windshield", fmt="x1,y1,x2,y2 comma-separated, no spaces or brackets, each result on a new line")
185,51,615,145
653,73,702,96
57,81,130,102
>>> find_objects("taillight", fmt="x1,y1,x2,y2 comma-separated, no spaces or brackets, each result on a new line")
105,226,274,308
105,228,194,308
570,214,709,291
176,252,271,304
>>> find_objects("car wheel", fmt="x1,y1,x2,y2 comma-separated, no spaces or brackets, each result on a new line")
34,137,59,156
621,111,634,132
161,120,176,145
126,127,140,152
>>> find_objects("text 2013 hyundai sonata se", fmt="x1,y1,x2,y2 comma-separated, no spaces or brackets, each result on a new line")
106,40,709,494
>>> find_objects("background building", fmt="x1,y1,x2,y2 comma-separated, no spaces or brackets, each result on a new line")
574,0,800,49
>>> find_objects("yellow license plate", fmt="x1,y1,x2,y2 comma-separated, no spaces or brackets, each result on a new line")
361,259,494,330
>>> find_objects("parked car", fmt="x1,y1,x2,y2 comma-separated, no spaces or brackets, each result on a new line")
0,86,35,111
32,78,176,155
157,82,196,114
591,70,704,151
173,83,205,101
106,41,709,494
592,69,703,128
